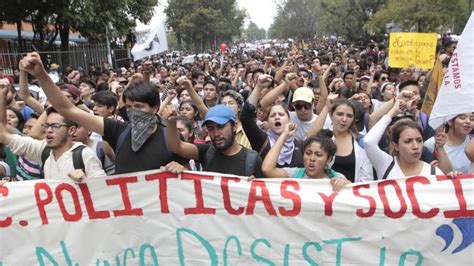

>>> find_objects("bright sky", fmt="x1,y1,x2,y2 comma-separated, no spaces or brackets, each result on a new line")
136,0,277,31
236,0,277,30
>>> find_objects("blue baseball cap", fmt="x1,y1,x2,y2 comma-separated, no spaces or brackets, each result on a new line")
202,104,236,126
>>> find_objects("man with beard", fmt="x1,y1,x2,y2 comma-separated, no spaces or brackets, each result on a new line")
18,52,183,175
0,85,105,180
163,104,264,178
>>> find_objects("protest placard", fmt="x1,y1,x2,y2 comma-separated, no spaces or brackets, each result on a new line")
0,170,473,265
389,32,438,69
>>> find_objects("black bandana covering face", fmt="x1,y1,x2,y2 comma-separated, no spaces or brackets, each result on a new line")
127,109,158,152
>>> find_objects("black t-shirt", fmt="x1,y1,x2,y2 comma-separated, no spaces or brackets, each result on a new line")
333,141,356,183
196,144,265,178
103,118,182,174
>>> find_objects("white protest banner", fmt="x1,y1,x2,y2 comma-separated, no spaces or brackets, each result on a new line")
0,170,473,265
131,21,168,61
429,12,474,129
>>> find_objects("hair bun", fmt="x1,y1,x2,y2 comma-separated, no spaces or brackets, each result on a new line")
316,129,334,139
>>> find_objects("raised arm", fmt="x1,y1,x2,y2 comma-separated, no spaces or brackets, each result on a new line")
368,90,415,129
177,76,208,119
307,94,338,136
432,127,453,174
161,104,199,160
364,100,403,177
18,70,44,114
262,123,296,178
366,64,375,97
158,89,176,116
260,73,296,109
314,63,330,115
19,52,104,135
0,86,14,145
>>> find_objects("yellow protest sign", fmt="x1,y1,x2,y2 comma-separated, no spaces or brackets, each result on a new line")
389,33,438,69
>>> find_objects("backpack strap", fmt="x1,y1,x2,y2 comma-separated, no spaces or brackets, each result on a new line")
95,141,106,167
41,147,52,170
382,159,395,180
115,123,132,154
244,149,258,177
160,124,172,157
71,145,86,171
420,111,428,131
204,145,216,171
41,145,85,172
293,168,306,179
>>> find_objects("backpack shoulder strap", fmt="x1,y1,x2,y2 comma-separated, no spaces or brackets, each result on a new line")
96,141,105,166
72,145,86,171
160,124,172,157
40,147,52,170
420,111,428,130
382,159,395,180
115,123,132,154
293,167,306,179
244,148,259,176
204,145,216,171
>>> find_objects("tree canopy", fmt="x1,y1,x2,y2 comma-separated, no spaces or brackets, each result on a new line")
244,21,266,42
165,0,245,51
0,0,157,48
269,0,472,42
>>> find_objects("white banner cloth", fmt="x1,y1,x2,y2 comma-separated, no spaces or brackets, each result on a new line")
0,170,473,265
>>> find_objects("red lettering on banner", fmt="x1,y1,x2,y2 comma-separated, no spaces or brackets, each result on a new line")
246,180,277,216
406,176,439,219
0,185,12,228
318,192,337,216
106,177,143,217
78,184,110,219
378,180,407,219
55,183,83,222
279,180,301,217
221,177,245,215
182,173,216,215
145,172,178,213
35,183,53,225
353,184,376,218
440,176,474,218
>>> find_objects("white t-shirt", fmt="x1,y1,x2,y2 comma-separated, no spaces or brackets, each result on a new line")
289,111,316,141
424,136,471,173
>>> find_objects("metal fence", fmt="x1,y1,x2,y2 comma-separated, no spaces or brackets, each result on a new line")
0,42,130,75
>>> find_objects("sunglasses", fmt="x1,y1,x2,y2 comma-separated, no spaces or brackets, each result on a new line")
380,77,388,81
294,103,312,110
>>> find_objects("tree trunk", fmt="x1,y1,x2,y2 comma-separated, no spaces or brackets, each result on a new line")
16,19,23,52
176,32,182,50
59,24,70,71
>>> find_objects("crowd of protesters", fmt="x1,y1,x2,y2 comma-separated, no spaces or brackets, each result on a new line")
0,35,472,189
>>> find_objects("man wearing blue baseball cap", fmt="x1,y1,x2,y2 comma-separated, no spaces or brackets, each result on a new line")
162,104,264,178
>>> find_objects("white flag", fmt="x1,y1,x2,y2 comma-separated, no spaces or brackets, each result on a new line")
429,12,474,129
131,21,168,61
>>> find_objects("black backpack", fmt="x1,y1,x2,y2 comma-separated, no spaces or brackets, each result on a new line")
41,145,86,172
204,145,258,176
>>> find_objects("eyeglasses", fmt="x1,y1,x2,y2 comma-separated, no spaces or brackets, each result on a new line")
380,77,388,81
41,123,68,131
294,103,312,110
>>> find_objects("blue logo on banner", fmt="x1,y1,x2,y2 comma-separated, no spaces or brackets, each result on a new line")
436,218,474,254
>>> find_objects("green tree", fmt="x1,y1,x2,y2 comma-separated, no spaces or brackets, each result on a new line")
165,0,245,51
1,0,157,51
244,21,266,41
319,0,387,41
268,0,319,39
365,0,469,33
